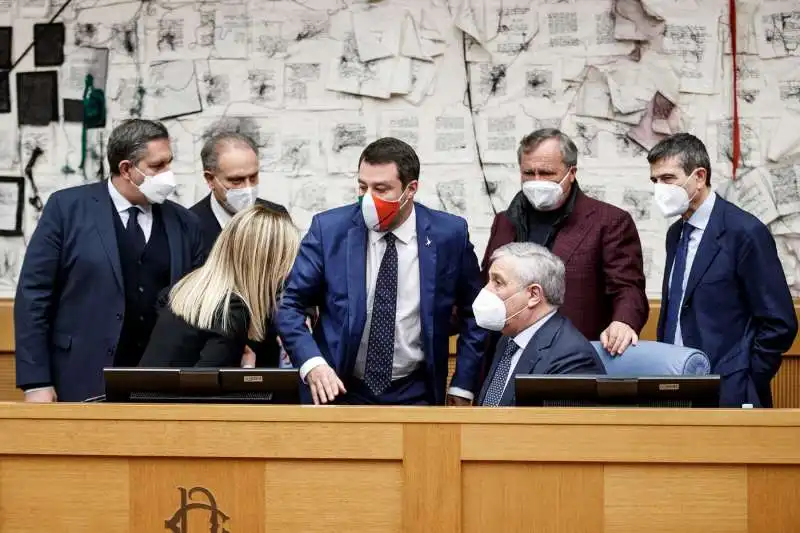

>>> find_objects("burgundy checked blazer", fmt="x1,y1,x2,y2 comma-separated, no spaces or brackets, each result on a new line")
481,189,649,341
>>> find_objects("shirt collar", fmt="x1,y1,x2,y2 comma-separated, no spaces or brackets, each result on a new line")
210,192,233,228
687,191,716,231
512,309,557,351
368,205,416,245
107,178,149,214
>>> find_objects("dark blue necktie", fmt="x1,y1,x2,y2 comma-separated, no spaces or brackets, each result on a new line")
126,206,146,254
364,232,398,396
482,339,518,406
664,223,695,344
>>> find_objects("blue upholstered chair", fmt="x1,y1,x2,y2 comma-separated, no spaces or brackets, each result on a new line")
590,340,711,377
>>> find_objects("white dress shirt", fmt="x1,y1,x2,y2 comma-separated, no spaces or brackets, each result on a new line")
108,178,153,242
300,207,473,400
500,310,557,396
668,192,716,346
209,193,233,229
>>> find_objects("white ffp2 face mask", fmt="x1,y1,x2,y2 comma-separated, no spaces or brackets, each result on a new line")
223,184,258,213
134,167,176,204
471,287,528,332
653,172,697,218
522,170,570,211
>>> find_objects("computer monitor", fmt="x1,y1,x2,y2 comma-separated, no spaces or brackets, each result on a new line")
514,375,720,408
102,367,301,404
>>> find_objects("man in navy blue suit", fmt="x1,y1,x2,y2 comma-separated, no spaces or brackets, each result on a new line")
648,133,797,407
474,242,605,407
276,137,487,405
15,119,205,402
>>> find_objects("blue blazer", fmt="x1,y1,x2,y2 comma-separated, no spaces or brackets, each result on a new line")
476,312,606,406
276,202,488,404
14,181,205,401
657,195,797,407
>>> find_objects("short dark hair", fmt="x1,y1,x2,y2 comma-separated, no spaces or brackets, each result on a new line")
518,128,578,167
107,119,169,176
358,137,420,187
647,133,711,186
201,131,259,172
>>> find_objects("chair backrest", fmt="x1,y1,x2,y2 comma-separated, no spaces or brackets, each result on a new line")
590,340,711,376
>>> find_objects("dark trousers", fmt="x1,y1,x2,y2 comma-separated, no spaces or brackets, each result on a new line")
337,367,431,405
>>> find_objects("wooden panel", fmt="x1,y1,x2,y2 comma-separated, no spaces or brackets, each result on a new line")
772,356,800,408
0,418,403,459
264,460,402,533
403,424,461,533
604,464,747,533
748,466,800,533
0,301,12,353
0,457,129,533
0,355,18,402
130,458,264,533
462,423,800,463
462,462,603,533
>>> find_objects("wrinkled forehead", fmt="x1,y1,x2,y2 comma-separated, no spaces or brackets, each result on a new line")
489,255,521,284
519,139,567,172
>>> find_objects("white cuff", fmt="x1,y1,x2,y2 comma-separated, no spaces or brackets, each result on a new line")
447,386,474,401
299,357,327,383
24,386,55,395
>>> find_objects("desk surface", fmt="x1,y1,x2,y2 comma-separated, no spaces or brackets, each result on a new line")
2,404,800,533
2,403,800,463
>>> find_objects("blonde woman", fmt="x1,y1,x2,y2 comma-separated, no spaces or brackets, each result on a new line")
139,204,299,367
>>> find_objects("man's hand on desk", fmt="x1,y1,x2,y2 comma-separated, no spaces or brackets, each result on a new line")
307,364,347,405
600,321,638,356
446,394,472,406
24,387,56,403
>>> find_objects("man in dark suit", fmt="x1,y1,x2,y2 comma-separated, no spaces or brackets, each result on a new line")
276,137,487,405
482,129,649,358
15,119,205,402
648,133,797,407
190,131,290,368
191,131,288,258
475,242,605,406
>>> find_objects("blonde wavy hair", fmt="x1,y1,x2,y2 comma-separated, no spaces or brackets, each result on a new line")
168,204,299,341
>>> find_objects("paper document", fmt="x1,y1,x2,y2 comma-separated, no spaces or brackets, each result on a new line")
658,11,721,94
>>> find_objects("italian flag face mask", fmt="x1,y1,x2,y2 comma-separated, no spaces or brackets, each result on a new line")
358,186,411,232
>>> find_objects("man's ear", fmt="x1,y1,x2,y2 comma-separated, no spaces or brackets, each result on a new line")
118,160,131,179
695,168,708,187
527,284,541,308
203,171,216,189
406,180,419,198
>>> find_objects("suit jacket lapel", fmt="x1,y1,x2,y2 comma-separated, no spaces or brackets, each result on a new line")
551,192,595,265
91,182,123,291
198,194,223,240
499,313,563,406
346,210,368,372
683,199,725,303
160,203,185,282
416,205,437,368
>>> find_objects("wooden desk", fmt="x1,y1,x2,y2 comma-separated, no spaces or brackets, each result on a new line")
0,404,799,532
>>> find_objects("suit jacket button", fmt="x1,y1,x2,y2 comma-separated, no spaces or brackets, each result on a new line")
116,313,122,320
